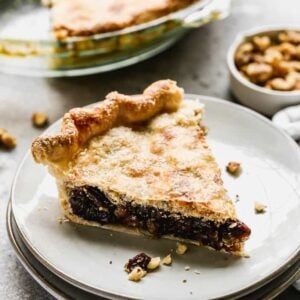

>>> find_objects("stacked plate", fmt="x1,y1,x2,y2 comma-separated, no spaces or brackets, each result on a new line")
7,96,300,299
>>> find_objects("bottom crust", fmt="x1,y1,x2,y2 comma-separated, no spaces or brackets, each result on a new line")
58,185,249,257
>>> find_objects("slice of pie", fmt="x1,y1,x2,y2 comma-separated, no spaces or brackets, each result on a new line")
46,0,198,38
31,80,251,256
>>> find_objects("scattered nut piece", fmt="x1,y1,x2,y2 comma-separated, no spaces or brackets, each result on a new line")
176,242,188,255
0,128,17,149
184,266,190,271
128,267,147,282
147,257,161,270
226,161,241,176
162,254,172,266
255,201,267,214
32,112,49,128
194,270,201,275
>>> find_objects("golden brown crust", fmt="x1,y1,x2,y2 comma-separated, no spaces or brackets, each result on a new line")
31,79,183,164
50,0,198,38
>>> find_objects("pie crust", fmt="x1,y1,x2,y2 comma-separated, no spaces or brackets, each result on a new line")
47,0,198,38
31,80,251,256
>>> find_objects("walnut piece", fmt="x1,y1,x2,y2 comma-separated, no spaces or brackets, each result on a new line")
253,36,271,52
269,75,296,91
128,267,147,282
255,201,267,214
32,112,49,128
226,161,241,176
0,128,17,149
147,257,161,270
235,30,300,91
243,63,273,83
162,254,172,266
176,242,188,255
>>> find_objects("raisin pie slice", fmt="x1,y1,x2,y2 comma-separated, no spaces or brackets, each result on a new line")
31,80,251,256
47,0,198,38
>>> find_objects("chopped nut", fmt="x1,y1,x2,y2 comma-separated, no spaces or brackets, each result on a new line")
226,161,241,175
253,36,271,52
124,253,151,273
243,63,273,83
234,42,254,67
278,30,300,44
128,267,147,282
269,75,296,91
162,254,172,266
184,266,190,271
194,270,201,275
229,222,237,228
176,242,188,255
0,128,17,149
255,201,267,214
235,30,300,92
32,112,49,128
147,257,161,270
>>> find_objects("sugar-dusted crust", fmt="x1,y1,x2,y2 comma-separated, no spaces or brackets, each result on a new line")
31,79,249,255
48,0,198,38
32,79,183,164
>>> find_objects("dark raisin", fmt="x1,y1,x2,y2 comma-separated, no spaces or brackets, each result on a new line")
125,253,151,272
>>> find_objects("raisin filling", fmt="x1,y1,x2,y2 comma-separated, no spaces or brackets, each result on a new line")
69,186,251,252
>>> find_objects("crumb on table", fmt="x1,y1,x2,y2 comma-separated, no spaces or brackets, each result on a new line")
32,112,49,128
128,267,147,282
0,128,16,150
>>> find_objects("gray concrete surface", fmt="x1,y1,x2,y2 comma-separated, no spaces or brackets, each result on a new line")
0,0,299,299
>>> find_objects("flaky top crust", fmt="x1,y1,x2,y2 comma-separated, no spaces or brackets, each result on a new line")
49,0,197,38
32,80,183,164
31,81,238,221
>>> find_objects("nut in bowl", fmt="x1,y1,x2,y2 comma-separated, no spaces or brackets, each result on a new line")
227,26,300,116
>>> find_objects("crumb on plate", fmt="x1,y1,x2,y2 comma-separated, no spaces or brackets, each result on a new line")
226,161,242,175
162,254,172,266
255,201,267,214
128,267,147,282
176,242,188,255
147,257,161,270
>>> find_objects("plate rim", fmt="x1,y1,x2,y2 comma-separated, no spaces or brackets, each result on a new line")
10,94,300,299
6,200,300,300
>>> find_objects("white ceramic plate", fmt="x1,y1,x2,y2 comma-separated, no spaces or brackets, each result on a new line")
11,95,300,299
7,201,300,300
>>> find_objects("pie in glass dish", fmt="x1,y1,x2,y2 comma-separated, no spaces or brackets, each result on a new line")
46,0,198,38
31,80,251,256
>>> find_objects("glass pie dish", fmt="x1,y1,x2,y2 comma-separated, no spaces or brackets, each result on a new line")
0,0,231,77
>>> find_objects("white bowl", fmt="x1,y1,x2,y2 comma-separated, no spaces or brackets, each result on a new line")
227,25,300,116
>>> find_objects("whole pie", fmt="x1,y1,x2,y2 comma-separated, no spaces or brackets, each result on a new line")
46,0,198,38
31,80,251,256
